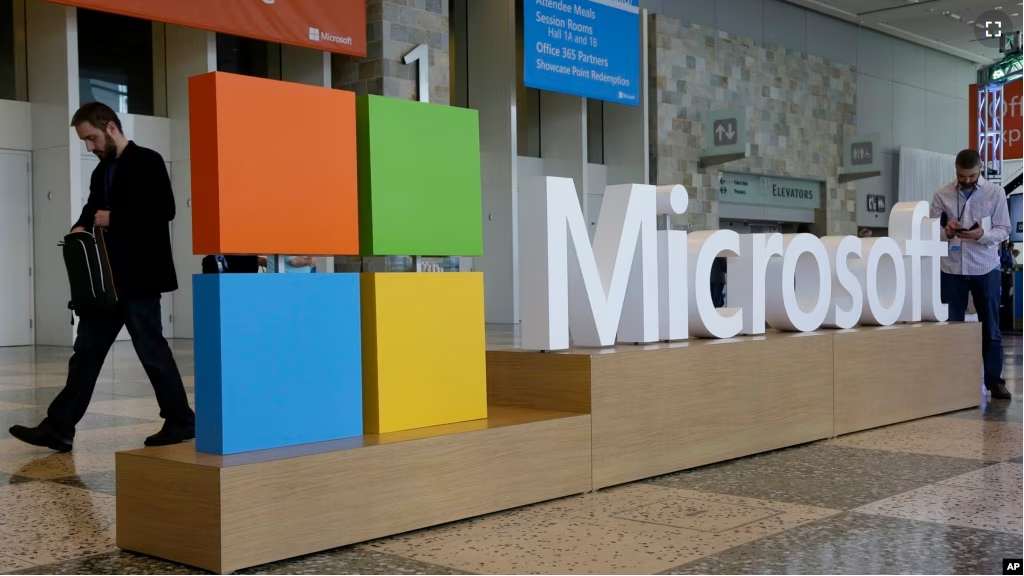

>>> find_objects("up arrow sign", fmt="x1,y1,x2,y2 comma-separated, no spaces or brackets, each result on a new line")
701,109,748,168
712,118,739,146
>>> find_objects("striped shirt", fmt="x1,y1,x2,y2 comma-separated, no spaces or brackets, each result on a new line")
929,177,1011,276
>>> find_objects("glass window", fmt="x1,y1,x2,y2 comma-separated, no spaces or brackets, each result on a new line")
77,8,154,115
0,0,16,101
217,33,280,80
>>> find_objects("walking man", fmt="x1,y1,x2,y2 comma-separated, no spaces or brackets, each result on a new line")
10,102,195,452
930,149,1012,399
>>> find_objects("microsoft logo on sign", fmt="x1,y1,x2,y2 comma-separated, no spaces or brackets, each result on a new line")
308,27,354,45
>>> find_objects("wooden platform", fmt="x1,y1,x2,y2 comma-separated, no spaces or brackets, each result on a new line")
491,331,835,489
488,322,982,489
833,322,982,435
117,322,981,573
116,406,591,574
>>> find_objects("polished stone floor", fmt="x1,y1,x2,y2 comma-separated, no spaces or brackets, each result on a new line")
0,330,1020,575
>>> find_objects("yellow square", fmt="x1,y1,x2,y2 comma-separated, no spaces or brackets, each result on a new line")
361,272,488,434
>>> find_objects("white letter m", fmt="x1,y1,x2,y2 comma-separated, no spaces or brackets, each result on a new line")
519,176,659,351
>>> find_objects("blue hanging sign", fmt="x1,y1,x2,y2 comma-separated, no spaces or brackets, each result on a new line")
523,0,641,106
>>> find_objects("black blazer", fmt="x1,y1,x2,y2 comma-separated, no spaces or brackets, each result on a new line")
74,142,178,298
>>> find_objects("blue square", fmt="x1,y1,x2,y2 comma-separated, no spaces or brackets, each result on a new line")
193,273,363,455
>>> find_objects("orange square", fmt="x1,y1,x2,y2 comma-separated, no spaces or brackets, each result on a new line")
189,72,359,256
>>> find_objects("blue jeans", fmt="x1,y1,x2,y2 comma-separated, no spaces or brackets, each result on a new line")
941,269,1004,387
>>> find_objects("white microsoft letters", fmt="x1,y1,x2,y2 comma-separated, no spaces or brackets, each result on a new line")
727,233,782,335
656,185,689,341
519,177,659,350
688,230,743,338
854,238,906,326
888,201,948,322
820,235,863,329
765,234,832,332
519,177,948,351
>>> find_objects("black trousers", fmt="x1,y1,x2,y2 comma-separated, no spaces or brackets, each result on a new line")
44,295,195,439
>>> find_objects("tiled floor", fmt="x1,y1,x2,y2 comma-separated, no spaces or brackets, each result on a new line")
0,331,1020,575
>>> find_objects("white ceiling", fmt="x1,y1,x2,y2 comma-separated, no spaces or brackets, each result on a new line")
784,0,1020,63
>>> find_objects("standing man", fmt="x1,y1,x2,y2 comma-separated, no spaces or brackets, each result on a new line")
9,102,195,452
930,149,1012,400
710,257,726,308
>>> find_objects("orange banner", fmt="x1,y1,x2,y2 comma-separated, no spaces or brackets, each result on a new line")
49,0,365,56
969,79,1022,161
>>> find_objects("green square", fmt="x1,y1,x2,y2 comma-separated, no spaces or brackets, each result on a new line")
356,95,483,256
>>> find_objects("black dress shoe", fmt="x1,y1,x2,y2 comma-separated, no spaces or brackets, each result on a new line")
9,425,73,453
989,384,1012,400
144,423,195,447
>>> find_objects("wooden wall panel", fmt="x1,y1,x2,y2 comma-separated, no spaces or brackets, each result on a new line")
834,323,981,435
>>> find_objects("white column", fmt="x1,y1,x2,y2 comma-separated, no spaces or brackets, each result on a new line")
27,0,79,346
281,46,334,274
468,0,519,323
166,25,215,339
540,92,588,217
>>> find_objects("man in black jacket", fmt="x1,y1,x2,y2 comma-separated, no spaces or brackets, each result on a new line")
9,102,195,452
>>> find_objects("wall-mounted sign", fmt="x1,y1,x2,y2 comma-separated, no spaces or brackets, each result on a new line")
48,0,366,56
851,141,873,165
840,133,883,183
524,0,640,106
719,171,822,210
404,44,430,103
703,109,747,157
866,194,887,213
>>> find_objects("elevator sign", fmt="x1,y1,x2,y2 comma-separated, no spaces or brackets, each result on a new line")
524,0,641,106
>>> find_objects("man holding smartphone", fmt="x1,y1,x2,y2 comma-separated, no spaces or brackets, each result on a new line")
930,149,1012,400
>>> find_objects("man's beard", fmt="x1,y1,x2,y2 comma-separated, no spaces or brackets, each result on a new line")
95,138,117,160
